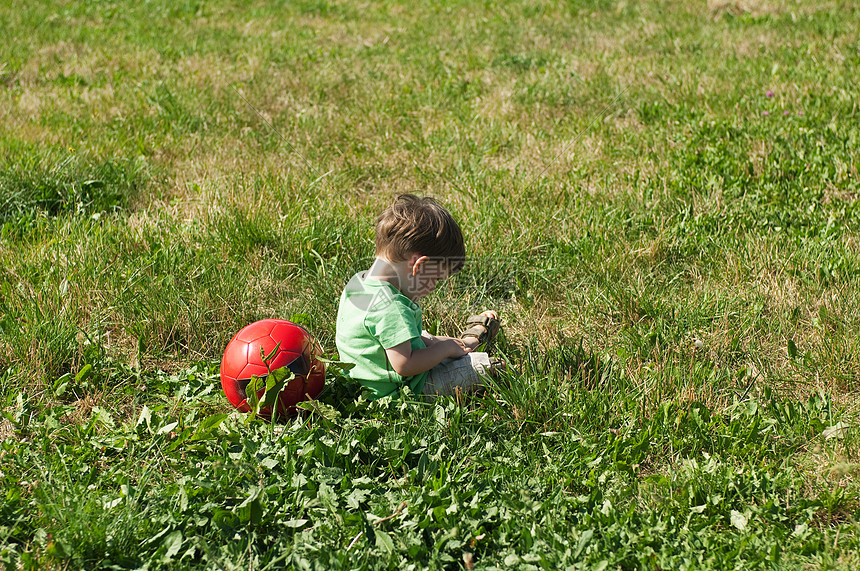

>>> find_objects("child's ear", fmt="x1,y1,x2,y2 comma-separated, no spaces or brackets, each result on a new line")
410,254,429,276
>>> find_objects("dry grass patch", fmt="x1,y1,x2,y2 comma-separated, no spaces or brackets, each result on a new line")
13,88,48,116
0,416,14,443
16,41,95,86
175,52,238,90
709,0,845,20
707,0,785,18
476,83,517,122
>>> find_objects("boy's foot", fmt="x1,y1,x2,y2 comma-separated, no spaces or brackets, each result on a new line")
485,355,506,375
460,310,501,348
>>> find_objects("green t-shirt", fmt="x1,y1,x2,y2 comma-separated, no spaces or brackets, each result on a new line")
335,272,427,398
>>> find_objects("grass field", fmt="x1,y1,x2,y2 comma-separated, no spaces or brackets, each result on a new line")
2,0,860,568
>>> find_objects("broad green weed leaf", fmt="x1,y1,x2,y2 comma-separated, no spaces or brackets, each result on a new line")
53,373,71,397
136,405,151,430
375,530,395,553
102,496,122,510
822,422,848,440
235,485,264,524
600,500,612,515
75,364,93,385
317,356,355,372
11,392,25,425
245,375,264,421
260,456,278,469
574,529,593,558
166,427,192,452
260,367,293,410
46,537,70,559
189,413,228,441
162,530,183,561
178,485,188,512
731,510,747,531
296,399,340,421
156,421,178,435
90,406,115,428
290,313,311,326
237,485,262,508
262,341,282,364
245,499,263,524
416,450,428,480
345,488,370,510
793,523,810,538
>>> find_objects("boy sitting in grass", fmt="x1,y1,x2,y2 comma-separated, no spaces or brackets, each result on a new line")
336,194,503,399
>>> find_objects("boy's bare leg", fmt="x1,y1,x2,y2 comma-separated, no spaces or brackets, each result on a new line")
459,310,499,351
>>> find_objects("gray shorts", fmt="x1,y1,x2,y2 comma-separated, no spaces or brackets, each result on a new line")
422,352,493,397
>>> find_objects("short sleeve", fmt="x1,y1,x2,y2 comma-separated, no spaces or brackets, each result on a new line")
365,292,422,350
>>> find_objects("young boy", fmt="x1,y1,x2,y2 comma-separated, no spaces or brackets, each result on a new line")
336,194,502,399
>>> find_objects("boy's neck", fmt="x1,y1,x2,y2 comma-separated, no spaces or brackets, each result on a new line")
366,256,411,294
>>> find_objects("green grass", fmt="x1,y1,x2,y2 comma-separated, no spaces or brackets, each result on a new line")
2,0,860,568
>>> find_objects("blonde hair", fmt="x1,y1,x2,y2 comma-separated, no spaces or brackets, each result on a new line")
375,194,465,272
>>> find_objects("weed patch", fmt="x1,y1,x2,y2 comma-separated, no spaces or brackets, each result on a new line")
0,146,147,228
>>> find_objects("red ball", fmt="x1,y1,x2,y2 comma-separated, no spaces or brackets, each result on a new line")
220,319,325,419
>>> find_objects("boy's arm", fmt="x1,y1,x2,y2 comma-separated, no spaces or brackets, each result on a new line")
422,334,480,351
420,332,439,346
385,338,471,377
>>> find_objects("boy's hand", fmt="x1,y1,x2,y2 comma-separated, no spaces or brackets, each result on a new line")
444,338,472,359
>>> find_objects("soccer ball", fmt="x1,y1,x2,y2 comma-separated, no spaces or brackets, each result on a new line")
220,319,325,419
